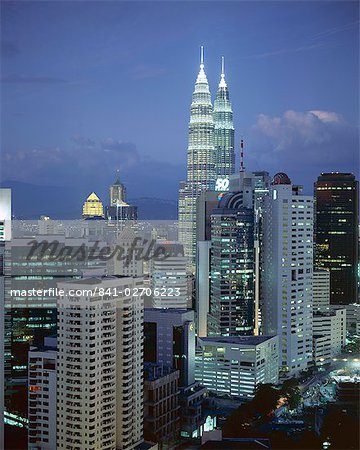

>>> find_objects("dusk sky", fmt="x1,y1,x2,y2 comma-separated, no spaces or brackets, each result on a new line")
1,1,359,216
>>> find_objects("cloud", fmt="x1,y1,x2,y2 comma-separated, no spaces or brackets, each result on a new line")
247,110,358,189
1,74,69,84
1,136,181,199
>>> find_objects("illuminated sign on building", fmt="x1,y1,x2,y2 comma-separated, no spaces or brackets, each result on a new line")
215,178,229,192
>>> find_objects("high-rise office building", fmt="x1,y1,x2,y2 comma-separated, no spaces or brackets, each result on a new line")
313,269,331,309
57,276,144,450
195,191,219,337
262,173,313,376
82,192,104,219
109,227,144,277
314,172,359,305
28,336,57,450
313,308,346,357
208,192,255,337
195,336,279,399
38,216,60,235
143,363,180,446
196,172,270,337
106,174,137,222
0,188,11,449
144,308,195,387
178,47,215,264
5,236,104,420
150,241,189,309
228,171,271,334
213,57,235,181
144,308,206,439
110,172,126,206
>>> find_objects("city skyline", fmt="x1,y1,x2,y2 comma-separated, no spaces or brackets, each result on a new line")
0,3,359,449
1,1,359,218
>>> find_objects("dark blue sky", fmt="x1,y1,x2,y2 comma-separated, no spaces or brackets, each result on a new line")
1,1,359,211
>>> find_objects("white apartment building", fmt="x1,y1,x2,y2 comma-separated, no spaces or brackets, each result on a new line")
38,216,60,235
313,307,346,356
262,173,313,376
313,269,330,309
333,303,360,334
57,276,144,450
313,334,332,367
28,337,57,450
195,336,279,399
151,241,190,309
110,227,143,277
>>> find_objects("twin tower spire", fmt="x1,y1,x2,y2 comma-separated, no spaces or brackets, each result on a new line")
196,46,228,90
178,46,235,263
195,45,235,181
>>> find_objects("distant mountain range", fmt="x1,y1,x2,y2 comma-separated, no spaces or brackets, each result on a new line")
0,180,178,220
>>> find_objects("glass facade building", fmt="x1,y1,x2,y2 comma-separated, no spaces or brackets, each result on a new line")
208,192,255,336
315,173,359,305
178,48,215,264
213,58,235,180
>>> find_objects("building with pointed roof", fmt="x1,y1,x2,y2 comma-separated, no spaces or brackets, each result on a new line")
110,170,127,206
178,46,215,264
82,192,104,219
106,173,137,222
213,57,235,181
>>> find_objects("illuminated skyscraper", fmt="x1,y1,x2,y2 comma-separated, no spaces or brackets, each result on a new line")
110,171,126,206
314,173,359,304
208,193,255,337
178,47,215,264
106,174,137,222
262,173,313,376
213,57,235,181
0,188,11,448
82,192,104,219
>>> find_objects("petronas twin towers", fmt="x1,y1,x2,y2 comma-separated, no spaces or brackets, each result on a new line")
179,47,235,263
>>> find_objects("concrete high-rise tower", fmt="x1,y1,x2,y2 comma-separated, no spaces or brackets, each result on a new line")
262,173,313,376
57,276,144,449
178,47,215,265
213,57,235,182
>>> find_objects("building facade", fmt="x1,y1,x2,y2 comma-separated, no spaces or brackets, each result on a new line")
82,192,104,219
314,173,359,305
195,191,220,337
262,173,313,376
313,307,346,357
57,276,144,450
106,174,137,222
0,188,11,449
144,308,195,388
195,336,279,399
313,334,332,367
143,363,180,446
28,337,57,450
150,241,189,309
208,193,254,337
213,57,235,180
178,47,215,265
313,269,331,309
